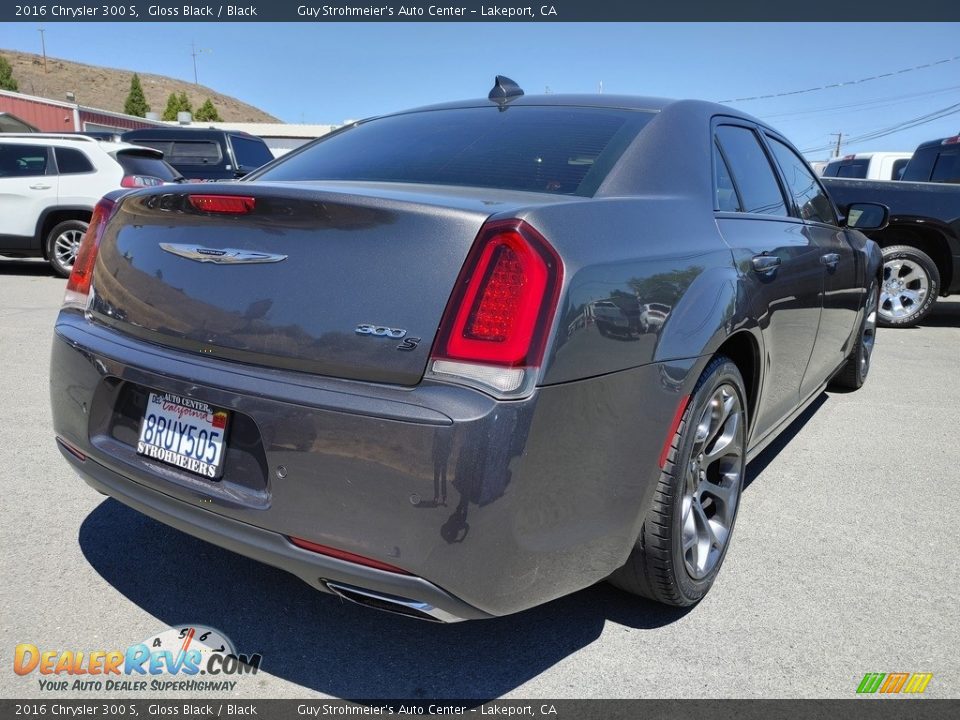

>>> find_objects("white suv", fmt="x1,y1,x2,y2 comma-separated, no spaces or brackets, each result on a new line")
0,134,181,277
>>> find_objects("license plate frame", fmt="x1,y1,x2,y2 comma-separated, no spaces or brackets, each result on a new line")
136,391,229,480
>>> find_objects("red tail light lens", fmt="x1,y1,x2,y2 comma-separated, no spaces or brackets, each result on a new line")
434,219,562,368
120,175,164,188
941,135,960,145
188,194,255,214
63,197,117,309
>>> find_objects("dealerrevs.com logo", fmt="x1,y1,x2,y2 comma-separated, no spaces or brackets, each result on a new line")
856,672,933,695
14,625,262,692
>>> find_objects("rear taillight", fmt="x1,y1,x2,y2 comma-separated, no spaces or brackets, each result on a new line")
63,197,117,310
427,219,562,398
188,194,255,214
120,175,164,188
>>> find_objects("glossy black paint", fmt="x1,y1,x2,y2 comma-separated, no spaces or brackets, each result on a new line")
823,176,960,294
51,95,881,618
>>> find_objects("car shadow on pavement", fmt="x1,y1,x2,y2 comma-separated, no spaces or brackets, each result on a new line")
0,259,58,277
743,393,828,488
79,499,692,700
921,299,960,328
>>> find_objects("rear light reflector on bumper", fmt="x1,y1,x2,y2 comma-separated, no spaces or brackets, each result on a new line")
288,536,411,575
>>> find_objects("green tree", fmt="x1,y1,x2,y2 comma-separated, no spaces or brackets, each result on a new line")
194,99,222,122
0,55,19,92
161,91,195,121
161,93,180,121
123,73,150,117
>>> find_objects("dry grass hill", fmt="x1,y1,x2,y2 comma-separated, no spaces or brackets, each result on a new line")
1,49,279,123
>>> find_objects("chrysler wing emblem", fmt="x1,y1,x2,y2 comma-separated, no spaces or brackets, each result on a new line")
159,243,287,265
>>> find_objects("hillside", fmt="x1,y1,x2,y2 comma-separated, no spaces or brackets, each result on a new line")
1,49,279,123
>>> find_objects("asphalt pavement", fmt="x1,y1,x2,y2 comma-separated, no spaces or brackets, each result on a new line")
1,258,957,700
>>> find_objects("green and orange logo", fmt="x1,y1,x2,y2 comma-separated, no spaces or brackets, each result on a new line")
857,673,933,694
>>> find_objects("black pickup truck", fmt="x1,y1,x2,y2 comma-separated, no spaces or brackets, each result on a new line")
822,134,960,327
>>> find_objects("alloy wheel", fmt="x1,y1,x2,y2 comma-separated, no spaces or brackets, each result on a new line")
681,384,745,580
880,258,928,323
54,228,85,274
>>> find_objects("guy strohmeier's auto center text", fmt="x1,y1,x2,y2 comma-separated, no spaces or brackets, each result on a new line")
297,4,558,17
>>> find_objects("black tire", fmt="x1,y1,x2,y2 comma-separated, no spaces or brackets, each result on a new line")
609,355,747,606
878,245,939,328
831,282,879,391
45,219,89,279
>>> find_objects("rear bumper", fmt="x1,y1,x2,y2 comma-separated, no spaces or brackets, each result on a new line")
51,312,691,618
64,447,489,622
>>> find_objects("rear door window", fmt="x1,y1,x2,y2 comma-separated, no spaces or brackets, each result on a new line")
714,125,787,216
0,144,50,177
765,136,837,225
230,135,273,170
55,147,95,174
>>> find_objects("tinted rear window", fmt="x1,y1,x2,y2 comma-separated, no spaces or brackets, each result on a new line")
115,151,181,181
930,150,960,183
831,159,870,178
230,135,273,169
55,147,94,174
900,146,938,182
714,125,787,216
256,106,655,196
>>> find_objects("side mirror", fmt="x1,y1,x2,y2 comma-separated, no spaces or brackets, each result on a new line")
845,202,889,232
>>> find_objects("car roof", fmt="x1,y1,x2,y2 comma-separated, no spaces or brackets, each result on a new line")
397,93,677,114
121,127,256,139
0,134,164,157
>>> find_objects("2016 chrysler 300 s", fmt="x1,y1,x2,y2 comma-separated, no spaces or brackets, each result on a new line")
51,79,886,621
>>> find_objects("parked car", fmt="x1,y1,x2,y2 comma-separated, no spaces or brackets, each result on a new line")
822,133,960,327
0,134,182,277
121,127,274,181
51,81,884,621
822,152,913,181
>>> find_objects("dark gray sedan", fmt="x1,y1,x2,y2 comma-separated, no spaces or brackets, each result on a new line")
51,81,885,621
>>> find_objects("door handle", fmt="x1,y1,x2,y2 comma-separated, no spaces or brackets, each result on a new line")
751,254,781,273
29,183,52,190
821,253,840,270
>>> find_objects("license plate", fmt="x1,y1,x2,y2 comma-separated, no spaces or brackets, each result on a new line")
136,392,229,479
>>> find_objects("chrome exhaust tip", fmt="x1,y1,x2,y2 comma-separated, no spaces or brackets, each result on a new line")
323,580,466,623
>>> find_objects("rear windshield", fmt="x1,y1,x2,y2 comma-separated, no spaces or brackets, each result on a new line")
115,151,181,181
132,140,223,166
255,106,655,196
823,159,869,178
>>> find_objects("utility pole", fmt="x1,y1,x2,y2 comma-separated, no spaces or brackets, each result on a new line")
38,26,47,74
831,132,843,158
190,41,211,85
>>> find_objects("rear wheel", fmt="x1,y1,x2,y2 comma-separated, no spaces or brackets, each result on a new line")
610,356,747,606
45,220,88,279
878,245,939,328
831,283,878,390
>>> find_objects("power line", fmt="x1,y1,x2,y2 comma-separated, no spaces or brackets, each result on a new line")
717,55,960,104
758,83,960,121
800,101,960,154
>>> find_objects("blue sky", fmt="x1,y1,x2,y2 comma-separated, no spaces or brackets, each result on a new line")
2,22,958,159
